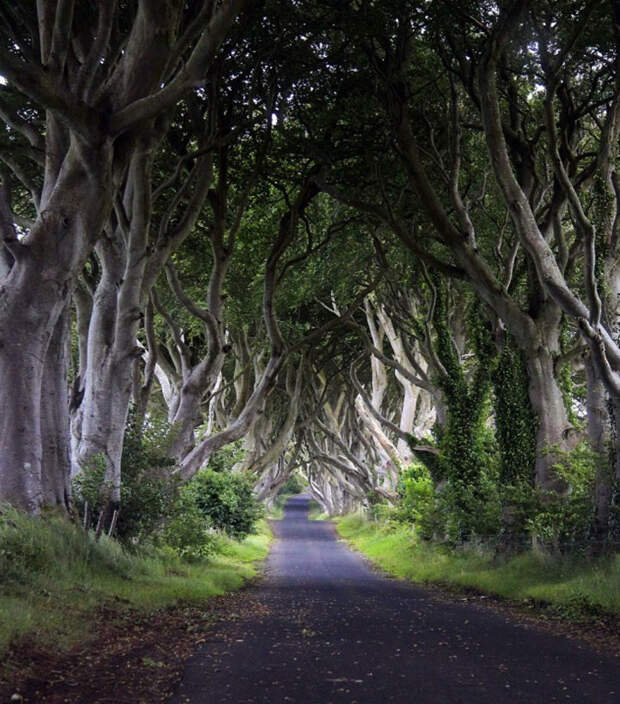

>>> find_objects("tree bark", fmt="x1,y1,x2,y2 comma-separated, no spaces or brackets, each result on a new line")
40,306,72,509
585,353,613,542
0,140,112,511
524,342,572,492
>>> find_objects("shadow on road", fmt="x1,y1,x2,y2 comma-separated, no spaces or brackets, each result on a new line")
171,495,620,704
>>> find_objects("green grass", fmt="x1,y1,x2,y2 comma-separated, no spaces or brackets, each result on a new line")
336,513,620,617
0,507,271,657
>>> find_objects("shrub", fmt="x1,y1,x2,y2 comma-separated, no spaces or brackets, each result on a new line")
116,416,178,543
161,489,218,562
208,440,246,473
394,457,502,543
72,414,179,544
72,416,262,558
395,463,443,539
72,453,109,521
278,473,304,495
526,443,598,551
189,469,263,540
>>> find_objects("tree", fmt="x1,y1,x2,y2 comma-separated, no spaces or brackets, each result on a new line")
0,0,249,511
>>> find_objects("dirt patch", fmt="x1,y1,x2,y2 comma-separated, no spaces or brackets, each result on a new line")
0,589,257,704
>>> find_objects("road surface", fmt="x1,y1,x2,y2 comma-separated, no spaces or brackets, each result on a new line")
170,495,620,703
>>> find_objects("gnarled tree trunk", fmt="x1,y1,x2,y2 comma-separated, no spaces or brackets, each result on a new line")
0,140,112,511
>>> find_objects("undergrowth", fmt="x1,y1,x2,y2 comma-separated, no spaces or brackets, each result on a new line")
336,514,620,618
0,506,270,658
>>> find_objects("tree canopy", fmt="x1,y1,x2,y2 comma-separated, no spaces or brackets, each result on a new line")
0,0,618,551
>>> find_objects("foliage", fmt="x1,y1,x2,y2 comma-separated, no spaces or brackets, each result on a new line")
72,453,109,520
393,442,598,551
431,286,501,540
491,338,537,486
492,443,600,553
278,473,305,495
72,418,262,556
0,504,143,589
116,415,178,543
207,440,247,474
72,414,178,544
188,469,264,540
394,463,441,540
441,449,502,542
527,443,598,551
161,488,219,563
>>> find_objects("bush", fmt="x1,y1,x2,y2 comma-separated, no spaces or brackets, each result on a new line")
116,416,178,543
393,458,502,543
72,453,109,520
208,440,246,473
72,414,178,544
278,473,304,495
72,417,262,558
526,443,598,551
395,463,443,539
189,469,263,540
161,489,219,562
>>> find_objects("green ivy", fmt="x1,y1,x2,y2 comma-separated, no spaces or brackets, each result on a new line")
491,337,537,486
430,282,499,540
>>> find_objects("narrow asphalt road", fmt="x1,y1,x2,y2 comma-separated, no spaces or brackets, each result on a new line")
170,495,620,704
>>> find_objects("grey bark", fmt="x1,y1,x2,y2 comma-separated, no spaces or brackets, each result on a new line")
0,1,249,511
0,138,113,511
524,342,573,492
585,353,613,540
40,306,72,509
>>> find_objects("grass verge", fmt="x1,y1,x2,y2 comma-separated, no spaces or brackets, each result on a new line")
0,506,271,660
336,513,620,618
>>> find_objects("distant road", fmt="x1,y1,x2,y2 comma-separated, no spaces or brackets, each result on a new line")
171,495,619,703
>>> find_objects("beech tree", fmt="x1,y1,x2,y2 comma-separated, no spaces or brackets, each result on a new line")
0,0,617,552
0,0,250,511
293,0,613,510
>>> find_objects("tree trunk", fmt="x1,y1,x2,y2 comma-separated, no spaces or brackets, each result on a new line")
364,298,388,411
584,354,612,544
0,136,112,511
396,381,417,463
176,353,284,481
40,306,72,509
168,357,225,460
71,235,129,503
74,352,133,504
0,307,49,512
609,396,620,543
525,345,572,492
